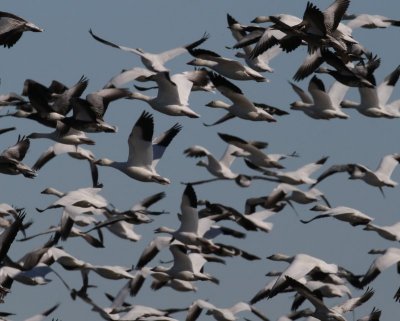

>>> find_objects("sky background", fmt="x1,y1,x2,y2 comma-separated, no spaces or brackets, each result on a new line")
1,1,400,320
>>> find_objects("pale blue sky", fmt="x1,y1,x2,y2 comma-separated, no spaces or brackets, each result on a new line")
1,1,400,320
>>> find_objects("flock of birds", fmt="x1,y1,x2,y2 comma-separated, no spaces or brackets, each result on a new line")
1,1,400,320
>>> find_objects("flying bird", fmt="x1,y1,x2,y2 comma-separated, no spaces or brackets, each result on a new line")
0,11,43,48
95,111,181,184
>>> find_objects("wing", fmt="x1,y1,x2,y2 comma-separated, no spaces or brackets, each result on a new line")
203,113,236,127
284,276,327,310
295,156,328,178
289,81,313,104
127,111,154,167
311,163,352,187
23,303,59,321
293,49,324,81
170,73,193,105
89,29,142,56
220,144,240,168
104,67,155,88
152,123,182,169
328,80,350,107
335,288,374,314
377,65,400,106
179,184,198,233
157,33,209,64
324,0,350,32
308,76,335,111
375,154,400,179
1,136,30,161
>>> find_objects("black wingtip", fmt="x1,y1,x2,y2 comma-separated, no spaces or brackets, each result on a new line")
316,156,329,165
184,184,197,208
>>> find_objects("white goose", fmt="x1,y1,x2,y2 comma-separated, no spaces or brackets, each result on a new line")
290,76,349,119
36,186,108,212
0,135,36,178
183,143,251,187
253,156,329,185
285,276,374,321
0,11,43,48
218,132,287,169
186,299,269,321
311,153,400,195
128,71,200,118
341,65,400,118
187,48,267,82
204,72,276,126
344,13,400,29
150,244,219,284
27,121,95,146
361,247,400,286
246,183,330,215
266,252,339,298
227,14,281,73
301,204,374,226
363,221,400,241
154,184,219,250
89,29,208,72
32,142,101,187
95,111,181,184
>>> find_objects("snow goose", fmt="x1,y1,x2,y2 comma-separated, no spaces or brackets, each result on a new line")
183,143,251,187
186,299,270,321
311,153,400,195
0,263,70,290
227,14,281,73
84,192,166,242
248,14,303,58
262,1,351,56
363,222,400,242
27,121,95,146
344,13,400,29
42,247,136,284
252,156,328,185
199,199,280,233
356,308,382,321
218,132,289,169
246,183,330,216
18,224,103,248
36,186,108,212
187,48,267,82
14,78,70,127
285,276,374,321
360,247,400,287
95,111,181,184
0,11,43,48
301,204,374,226
128,71,200,118
203,72,276,126
341,65,400,117
266,252,339,298
315,49,378,87
154,185,219,250
63,87,131,133
0,135,36,178
89,29,208,72
0,210,26,263
291,279,352,311
150,244,219,284
22,75,89,118
105,298,187,321
289,76,349,119
32,143,101,187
